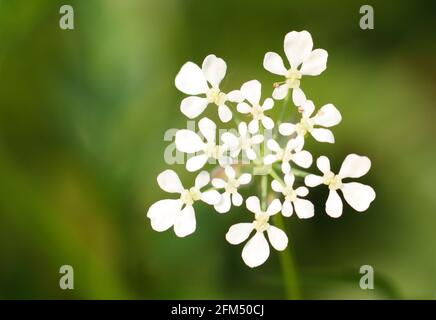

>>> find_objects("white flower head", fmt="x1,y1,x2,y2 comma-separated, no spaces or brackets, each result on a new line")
225,196,288,268
147,170,221,237
264,138,312,174
175,117,232,172
221,122,264,161
305,154,376,218
279,100,341,146
271,174,314,218
175,54,242,123
263,30,328,105
236,80,275,134
212,166,252,213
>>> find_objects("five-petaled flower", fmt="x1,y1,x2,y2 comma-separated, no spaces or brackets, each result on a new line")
264,138,312,174
304,154,376,218
147,170,221,237
221,122,264,161
225,196,288,268
263,30,328,106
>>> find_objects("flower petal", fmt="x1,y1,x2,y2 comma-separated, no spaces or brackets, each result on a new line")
212,178,226,189
174,205,196,237
157,169,184,193
221,132,239,151
238,122,248,136
246,196,261,214
313,103,341,127
218,104,233,123
195,170,210,189
272,84,289,100
279,123,296,136
267,139,281,152
186,154,209,172
224,166,236,179
261,116,274,130
180,96,209,119
202,54,226,89
282,200,293,217
251,134,264,144
267,199,282,216
262,98,274,111
201,190,221,205
304,174,323,187
232,192,243,206
292,150,313,168
175,62,208,95
267,226,288,251
284,30,313,69
248,119,259,134
281,161,291,174
198,117,216,143
241,80,261,105
175,130,204,153
316,156,331,174
326,190,343,218
246,148,257,160
148,199,182,231
226,223,254,245
295,186,309,197
227,90,243,103
263,52,287,76
292,88,307,106
242,232,270,268
215,192,231,213
264,154,278,165
301,99,315,117
294,198,314,219
300,49,328,76
341,182,376,212
284,173,295,187
311,128,335,143
338,154,371,179
271,180,283,193
238,173,252,185
237,102,252,114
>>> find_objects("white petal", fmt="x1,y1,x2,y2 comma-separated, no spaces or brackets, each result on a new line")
241,80,262,105
202,54,226,89
300,49,328,76
267,226,288,251
284,173,295,187
148,199,182,231
224,166,236,179
201,190,221,205
267,199,282,216
263,52,287,75
238,122,248,136
246,196,261,214
301,99,315,117
212,178,226,189
295,186,309,197
186,154,209,172
341,182,376,212
198,117,216,143
292,150,313,168
227,90,243,103
272,84,289,100
261,116,274,130
292,88,306,106
262,98,274,111
238,173,252,185
271,180,283,193
326,190,343,218
232,192,243,206
311,128,335,143
174,205,196,237
314,103,341,127
226,223,254,245
304,174,323,187
279,123,296,136
175,130,204,153
338,154,371,179
316,156,331,174
267,139,281,152
246,148,257,160
251,134,264,144
237,102,252,114
248,119,259,134
175,62,208,95
281,161,291,174
242,232,270,268
215,192,231,213
294,198,314,219
157,169,184,193
195,170,210,189
180,96,209,119
282,200,293,217
264,154,278,165
221,132,239,151
218,104,233,123
284,30,313,69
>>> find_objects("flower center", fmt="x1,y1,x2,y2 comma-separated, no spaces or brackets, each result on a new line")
296,117,313,135
285,68,302,89
206,88,227,106
283,186,297,202
225,178,240,194
253,211,270,232
180,187,201,206
323,172,343,190
251,105,265,120
203,143,221,159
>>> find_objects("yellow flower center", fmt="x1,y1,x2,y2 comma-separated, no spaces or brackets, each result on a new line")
251,105,265,120
180,187,201,206
283,186,297,202
296,117,313,136
285,68,302,89
225,178,240,194
207,88,227,106
253,211,270,232
323,172,343,190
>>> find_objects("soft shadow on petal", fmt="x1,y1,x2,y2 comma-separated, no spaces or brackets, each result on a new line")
242,232,270,268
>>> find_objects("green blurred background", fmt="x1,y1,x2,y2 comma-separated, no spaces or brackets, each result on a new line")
0,0,435,299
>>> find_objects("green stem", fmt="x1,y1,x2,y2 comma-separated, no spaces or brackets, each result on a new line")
273,214,302,299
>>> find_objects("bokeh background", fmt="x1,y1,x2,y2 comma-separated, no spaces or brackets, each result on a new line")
0,0,435,299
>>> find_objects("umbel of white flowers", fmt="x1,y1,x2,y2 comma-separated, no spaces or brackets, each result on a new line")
146,30,376,268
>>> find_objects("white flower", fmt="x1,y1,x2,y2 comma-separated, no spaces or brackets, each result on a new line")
263,30,328,105
175,54,242,123
279,99,341,146
175,117,231,172
147,170,221,237
212,166,252,213
236,80,275,134
226,196,288,268
271,174,314,218
220,122,264,161
305,154,376,218
263,138,312,174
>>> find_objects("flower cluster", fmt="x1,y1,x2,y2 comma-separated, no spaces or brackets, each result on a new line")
147,31,376,268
